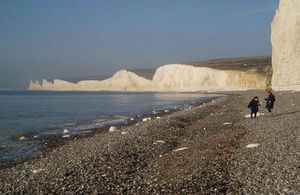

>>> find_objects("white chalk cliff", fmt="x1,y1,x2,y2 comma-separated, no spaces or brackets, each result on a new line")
29,64,266,92
271,0,300,91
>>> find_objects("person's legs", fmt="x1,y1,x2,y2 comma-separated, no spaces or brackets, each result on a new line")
268,108,273,116
251,111,253,119
254,111,257,118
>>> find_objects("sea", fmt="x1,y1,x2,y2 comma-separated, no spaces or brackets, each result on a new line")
0,90,218,164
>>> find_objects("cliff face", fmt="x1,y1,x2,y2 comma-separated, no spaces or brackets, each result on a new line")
271,0,300,91
152,65,265,91
28,64,266,92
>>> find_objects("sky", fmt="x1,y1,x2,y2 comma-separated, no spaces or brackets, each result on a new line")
0,0,279,90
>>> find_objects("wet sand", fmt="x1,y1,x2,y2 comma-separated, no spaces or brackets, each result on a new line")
0,90,299,194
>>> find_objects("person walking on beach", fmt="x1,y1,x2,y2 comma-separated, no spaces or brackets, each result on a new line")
265,90,276,117
248,96,260,119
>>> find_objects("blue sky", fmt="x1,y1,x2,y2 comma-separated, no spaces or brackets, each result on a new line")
0,0,279,89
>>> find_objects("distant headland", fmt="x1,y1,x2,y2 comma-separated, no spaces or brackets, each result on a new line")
28,56,270,92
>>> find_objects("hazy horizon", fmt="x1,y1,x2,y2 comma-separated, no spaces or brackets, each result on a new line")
0,0,279,89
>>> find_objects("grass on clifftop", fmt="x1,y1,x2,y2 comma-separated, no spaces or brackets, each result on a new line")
185,56,271,75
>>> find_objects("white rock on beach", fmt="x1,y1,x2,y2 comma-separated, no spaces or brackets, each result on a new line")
173,147,189,152
154,140,165,144
165,110,169,113
142,117,151,122
121,131,127,135
62,135,71,138
245,113,264,118
33,135,39,138
130,117,135,121
246,143,260,148
223,122,232,125
156,116,161,119
19,136,26,140
32,169,45,174
245,114,251,118
109,126,117,132
63,129,69,133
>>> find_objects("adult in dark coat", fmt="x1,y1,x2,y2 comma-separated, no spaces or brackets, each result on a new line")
248,96,260,118
265,91,275,116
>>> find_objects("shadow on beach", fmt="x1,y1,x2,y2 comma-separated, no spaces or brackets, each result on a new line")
273,110,300,117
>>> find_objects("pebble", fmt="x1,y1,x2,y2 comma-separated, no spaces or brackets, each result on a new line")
173,147,189,152
246,143,260,148
154,140,165,144
109,126,117,132
32,169,45,174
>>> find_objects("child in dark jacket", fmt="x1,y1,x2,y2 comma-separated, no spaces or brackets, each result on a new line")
248,96,260,119
265,91,276,117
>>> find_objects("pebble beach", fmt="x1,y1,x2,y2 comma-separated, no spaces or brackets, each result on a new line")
0,90,299,194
